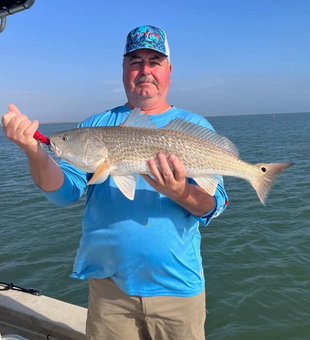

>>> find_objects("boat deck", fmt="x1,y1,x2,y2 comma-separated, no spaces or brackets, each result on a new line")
0,289,86,340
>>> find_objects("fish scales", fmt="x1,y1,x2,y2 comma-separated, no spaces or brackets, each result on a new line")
83,126,240,177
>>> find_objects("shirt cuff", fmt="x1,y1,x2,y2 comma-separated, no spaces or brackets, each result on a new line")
188,178,228,226
190,202,216,226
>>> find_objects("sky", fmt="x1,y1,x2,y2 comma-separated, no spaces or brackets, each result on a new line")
0,0,309,122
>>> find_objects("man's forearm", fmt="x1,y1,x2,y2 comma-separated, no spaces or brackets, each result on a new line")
27,144,64,192
173,184,215,216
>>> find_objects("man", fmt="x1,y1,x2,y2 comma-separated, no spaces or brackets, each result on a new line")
2,25,228,340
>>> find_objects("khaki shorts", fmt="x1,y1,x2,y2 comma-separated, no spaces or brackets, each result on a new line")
86,277,206,340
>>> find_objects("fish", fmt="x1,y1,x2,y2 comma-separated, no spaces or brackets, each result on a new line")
49,108,293,204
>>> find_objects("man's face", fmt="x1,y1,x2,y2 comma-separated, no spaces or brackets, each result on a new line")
123,49,172,107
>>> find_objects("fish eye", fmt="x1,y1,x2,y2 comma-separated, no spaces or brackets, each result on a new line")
261,167,267,172
62,136,68,141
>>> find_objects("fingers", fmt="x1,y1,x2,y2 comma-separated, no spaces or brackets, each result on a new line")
24,119,39,136
16,118,39,138
140,174,157,187
169,154,186,181
2,104,22,128
5,113,30,135
147,158,164,185
15,115,29,133
2,111,15,127
3,105,37,135
156,153,186,183
145,153,186,186
2,105,39,152
157,153,173,184
8,103,21,115
142,153,189,200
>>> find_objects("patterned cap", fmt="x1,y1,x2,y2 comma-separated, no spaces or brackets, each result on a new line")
123,25,170,60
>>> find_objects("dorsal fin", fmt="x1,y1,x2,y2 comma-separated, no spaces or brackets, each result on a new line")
162,118,239,157
120,107,157,129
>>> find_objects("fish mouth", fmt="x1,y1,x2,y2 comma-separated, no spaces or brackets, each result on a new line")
49,141,62,157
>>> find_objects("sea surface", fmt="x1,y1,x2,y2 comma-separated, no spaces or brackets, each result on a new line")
1,112,309,340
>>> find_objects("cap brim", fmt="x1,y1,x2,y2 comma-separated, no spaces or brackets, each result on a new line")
123,46,169,57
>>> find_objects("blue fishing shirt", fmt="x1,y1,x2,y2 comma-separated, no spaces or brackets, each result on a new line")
43,105,228,297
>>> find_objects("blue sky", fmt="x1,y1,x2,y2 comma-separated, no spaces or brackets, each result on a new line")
1,0,309,122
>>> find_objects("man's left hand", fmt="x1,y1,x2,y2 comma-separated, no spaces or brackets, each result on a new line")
141,152,216,216
141,152,190,201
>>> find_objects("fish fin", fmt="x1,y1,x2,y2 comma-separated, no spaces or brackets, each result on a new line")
113,174,138,200
120,107,157,129
192,175,220,196
250,162,293,205
163,119,239,157
87,161,111,185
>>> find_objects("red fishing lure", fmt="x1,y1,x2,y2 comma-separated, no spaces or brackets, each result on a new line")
33,130,50,145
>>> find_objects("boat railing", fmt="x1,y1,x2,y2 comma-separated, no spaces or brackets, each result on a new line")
1,335,29,340
0,0,35,33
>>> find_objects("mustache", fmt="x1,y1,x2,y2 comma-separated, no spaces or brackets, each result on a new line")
134,76,158,85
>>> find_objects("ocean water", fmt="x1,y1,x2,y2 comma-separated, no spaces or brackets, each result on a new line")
1,112,309,339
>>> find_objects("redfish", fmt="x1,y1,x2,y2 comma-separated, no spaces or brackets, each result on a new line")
50,108,292,204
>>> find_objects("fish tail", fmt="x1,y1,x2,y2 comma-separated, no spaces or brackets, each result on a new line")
250,162,293,205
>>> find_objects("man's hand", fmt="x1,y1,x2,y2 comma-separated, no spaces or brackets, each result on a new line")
141,153,215,216
2,104,64,192
2,104,40,155
141,152,190,201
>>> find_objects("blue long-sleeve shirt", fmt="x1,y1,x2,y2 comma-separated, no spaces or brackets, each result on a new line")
43,105,228,297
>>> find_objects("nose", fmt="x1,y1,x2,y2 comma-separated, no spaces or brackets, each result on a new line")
141,63,151,75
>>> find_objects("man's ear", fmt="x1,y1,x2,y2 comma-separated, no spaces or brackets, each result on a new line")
168,63,172,85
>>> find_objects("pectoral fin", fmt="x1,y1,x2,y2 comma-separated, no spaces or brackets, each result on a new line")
87,161,111,185
192,175,219,196
113,174,138,200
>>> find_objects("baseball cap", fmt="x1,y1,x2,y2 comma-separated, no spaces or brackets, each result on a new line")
123,25,170,60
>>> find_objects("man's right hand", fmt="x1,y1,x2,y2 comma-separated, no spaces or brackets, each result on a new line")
2,104,64,191
2,104,40,155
